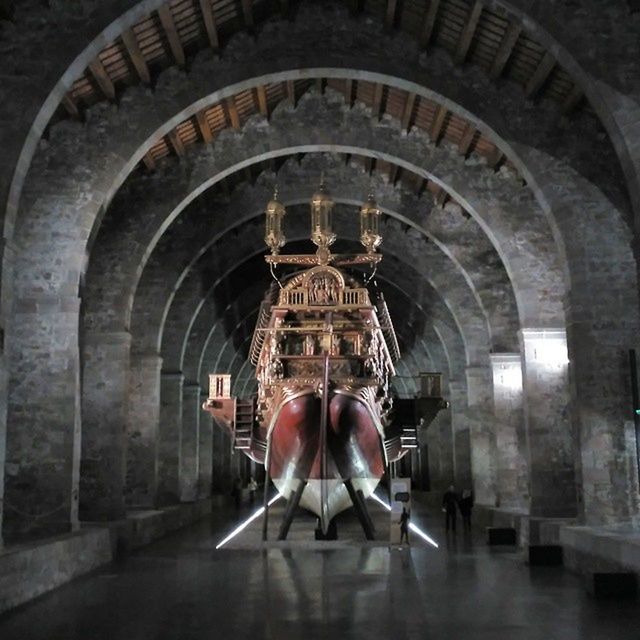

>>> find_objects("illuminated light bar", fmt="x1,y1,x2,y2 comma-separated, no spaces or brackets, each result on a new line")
215,494,283,549
370,492,439,549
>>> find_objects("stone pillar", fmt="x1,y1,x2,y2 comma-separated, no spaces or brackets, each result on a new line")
80,331,130,521
125,353,162,508
198,392,213,499
449,379,472,491
180,383,201,502
211,425,227,494
466,365,497,506
521,329,576,518
0,354,8,547
490,353,528,509
5,295,81,540
157,372,183,506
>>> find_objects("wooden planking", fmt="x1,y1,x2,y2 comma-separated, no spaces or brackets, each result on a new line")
490,21,521,78
419,0,441,48
88,59,116,100
121,29,151,84
158,5,186,66
454,0,483,64
199,0,220,49
525,50,556,97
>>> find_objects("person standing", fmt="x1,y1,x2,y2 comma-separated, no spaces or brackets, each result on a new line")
398,507,410,545
248,476,258,505
458,489,473,534
442,485,458,533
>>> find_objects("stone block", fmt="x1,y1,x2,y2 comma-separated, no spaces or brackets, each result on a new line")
529,544,563,566
487,527,516,545
586,573,638,599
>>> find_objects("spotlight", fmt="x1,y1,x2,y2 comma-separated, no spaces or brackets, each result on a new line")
215,494,283,549
370,492,439,549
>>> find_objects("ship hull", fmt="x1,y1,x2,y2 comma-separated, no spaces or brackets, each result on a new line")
268,389,385,523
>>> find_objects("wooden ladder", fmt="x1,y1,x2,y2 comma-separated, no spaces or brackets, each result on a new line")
233,399,254,451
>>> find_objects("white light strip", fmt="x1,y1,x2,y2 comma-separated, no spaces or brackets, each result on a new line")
215,494,283,549
370,492,439,549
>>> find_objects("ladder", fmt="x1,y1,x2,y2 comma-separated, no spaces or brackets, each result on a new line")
233,399,254,451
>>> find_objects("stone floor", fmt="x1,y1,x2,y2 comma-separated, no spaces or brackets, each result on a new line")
0,495,638,640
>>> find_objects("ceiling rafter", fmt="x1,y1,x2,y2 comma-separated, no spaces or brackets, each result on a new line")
371,83,384,122
429,105,448,144
88,59,116,100
419,0,441,48
241,0,255,31
121,29,151,84
454,0,483,64
158,5,186,67
385,0,399,30
255,85,269,118
199,0,220,50
401,92,417,133
525,51,556,98
458,123,476,156
196,110,213,143
490,22,521,78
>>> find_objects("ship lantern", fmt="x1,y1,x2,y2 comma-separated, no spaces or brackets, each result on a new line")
310,179,336,256
264,188,286,255
360,194,382,254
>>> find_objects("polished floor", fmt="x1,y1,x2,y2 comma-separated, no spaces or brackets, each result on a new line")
0,498,638,640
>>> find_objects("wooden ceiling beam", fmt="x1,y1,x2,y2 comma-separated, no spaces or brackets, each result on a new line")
371,83,384,121
487,145,504,169
419,0,441,48
458,123,476,156
562,84,584,114
241,0,254,30
62,94,80,119
195,110,213,143
199,0,220,50
525,51,556,98
400,92,416,132
286,80,296,107
454,0,483,64
385,0,399,30
365,157,376,176
224,97,241,129
434,186,448,208
121,29,151,84
142,152,156,171
429,105,448,144
345,79,355,108
315,77,325,94
490,22,521,79
255,85,269,118
167,130,185,156
158,6,186,67
88,59,116,100
389,164,401,186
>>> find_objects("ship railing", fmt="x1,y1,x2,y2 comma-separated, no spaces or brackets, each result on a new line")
278,287,370,308
376,295,401,363
249,300,272,366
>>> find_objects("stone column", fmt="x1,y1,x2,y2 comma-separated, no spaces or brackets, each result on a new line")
0,353,8,547
449,379,472,491
198,392,213,499
490,353,528,509
5,295,81,540
466,365,497,506
80,331,130,521
180,383,201,502
521,329,576,518
125,353,162,508
157,372,183,506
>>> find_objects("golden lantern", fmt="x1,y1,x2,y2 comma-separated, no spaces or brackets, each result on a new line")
310,178,336,257
360,194,382,253
264,187,286,254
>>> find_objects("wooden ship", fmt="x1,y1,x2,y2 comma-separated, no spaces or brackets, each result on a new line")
203,182,447,540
